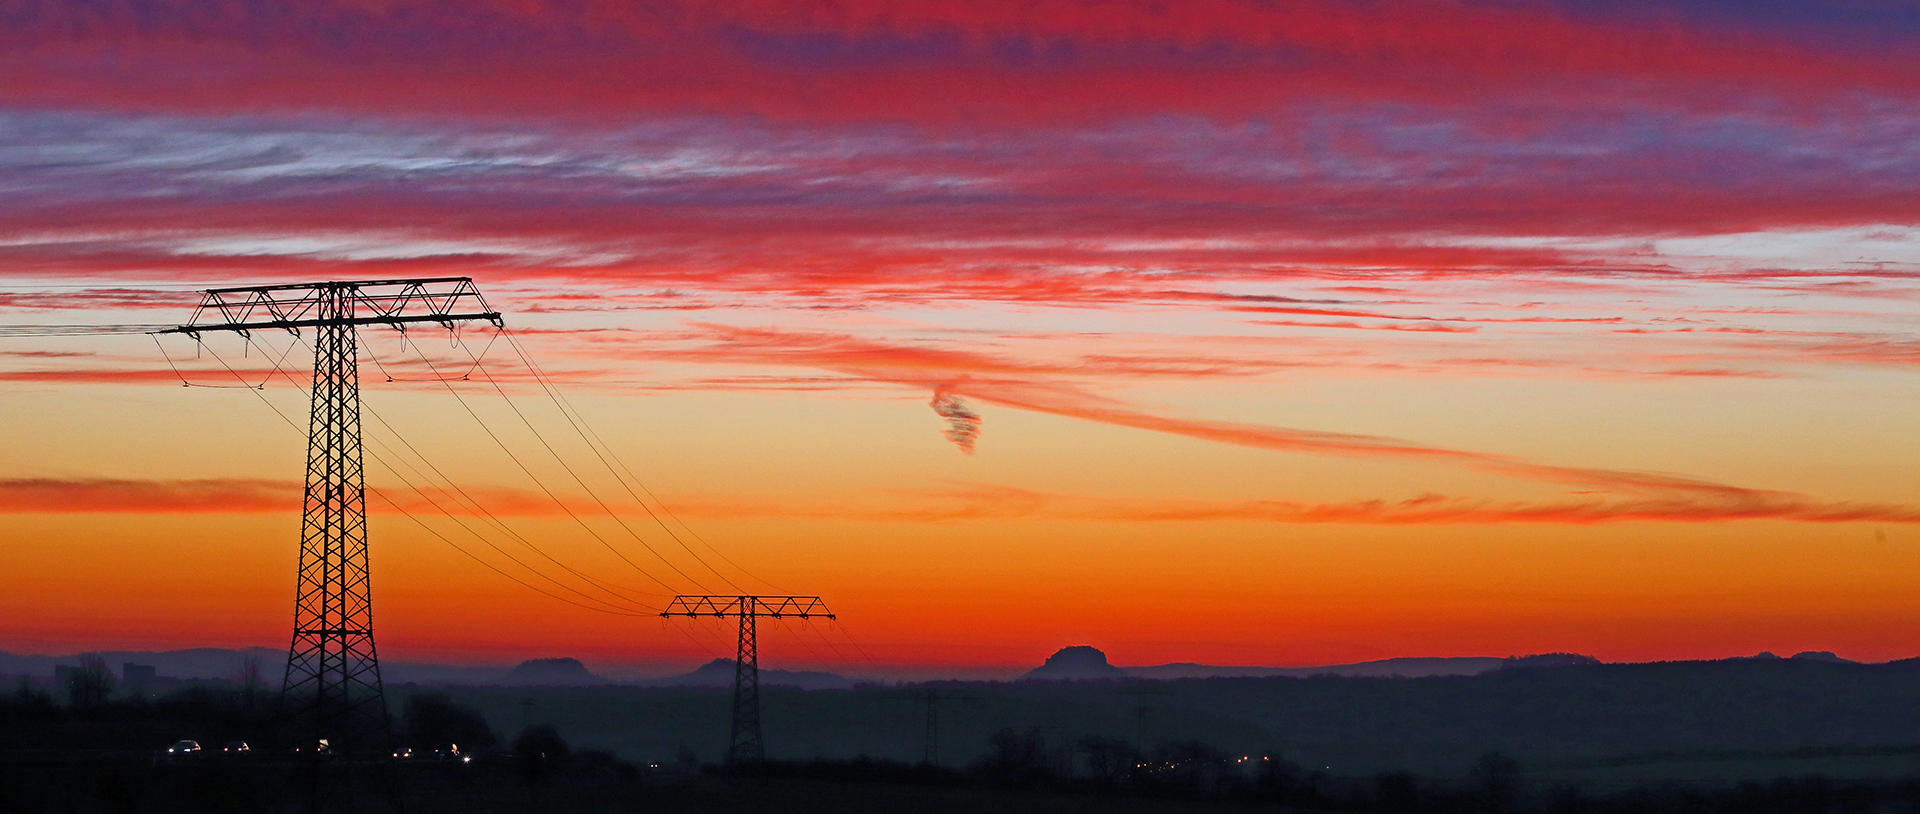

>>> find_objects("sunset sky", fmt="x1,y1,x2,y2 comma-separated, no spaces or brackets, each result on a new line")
0,0,1916,677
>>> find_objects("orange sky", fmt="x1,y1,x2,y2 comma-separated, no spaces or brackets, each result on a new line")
1,350,1914,676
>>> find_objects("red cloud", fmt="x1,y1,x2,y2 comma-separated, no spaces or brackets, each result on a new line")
0,477,302,513
12,474,1910,526
0,0,1913,125
665,482,1920,525
0,476,612,518
0,369,217,385
624,323,1828,502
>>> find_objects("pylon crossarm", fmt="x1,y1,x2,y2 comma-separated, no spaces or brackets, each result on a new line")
159,278,501,335
659,595,834,619
659,594,834,766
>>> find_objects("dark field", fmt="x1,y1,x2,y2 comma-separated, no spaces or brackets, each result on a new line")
11,658,1920,812
11,753,1920,814
419,659,1920,776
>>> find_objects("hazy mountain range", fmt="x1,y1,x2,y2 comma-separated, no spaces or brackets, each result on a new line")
0,645,1862,688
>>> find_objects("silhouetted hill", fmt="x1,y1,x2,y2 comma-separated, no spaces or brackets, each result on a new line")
1126,656,1508,680
14,646,1920,785
392,655,1920,778
1025,646,1126,681
642,659,852,690
503,657,604,686
0,647,280,681
1501,652,1602,669
1791,650,1857,664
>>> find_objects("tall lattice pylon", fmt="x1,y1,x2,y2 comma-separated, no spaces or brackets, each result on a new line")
163,278,501,756
730,610,761,762
661,596,835,765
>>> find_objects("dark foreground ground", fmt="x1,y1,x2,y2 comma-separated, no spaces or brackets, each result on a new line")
0,758,1263,814
9,754,1920,814
14,658,1920,812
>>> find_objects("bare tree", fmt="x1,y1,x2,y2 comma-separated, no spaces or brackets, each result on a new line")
235,654,265,707
66,656,114,709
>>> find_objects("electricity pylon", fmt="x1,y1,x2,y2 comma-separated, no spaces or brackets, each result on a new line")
661,595,835,765
889,687,981,765
163,278,501,756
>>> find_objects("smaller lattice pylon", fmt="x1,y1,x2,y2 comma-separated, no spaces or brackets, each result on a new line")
887,687,981,766
660,595,834,765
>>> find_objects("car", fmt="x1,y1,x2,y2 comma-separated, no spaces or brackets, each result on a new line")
222,741,250,753
166,740,201,754
291,738,335,756
391,747,414,759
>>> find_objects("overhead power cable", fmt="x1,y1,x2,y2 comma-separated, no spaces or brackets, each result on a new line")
193,334,659,616
400,337,695,593
481,330,899,673
494,329,745,592
272,333,667,610
415,335,718,590
497,328,783,593
359,402,659,602
363,328,501,383
0,324,174,337
484,329,900,670
773,619,836,671
456,339,739,591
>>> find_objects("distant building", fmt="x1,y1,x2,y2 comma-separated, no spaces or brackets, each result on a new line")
124,663,157,690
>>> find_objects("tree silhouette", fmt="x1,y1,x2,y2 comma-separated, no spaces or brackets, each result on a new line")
65,657,114,709
401,691,497,752
1469,750,1523,814
513,724,570,784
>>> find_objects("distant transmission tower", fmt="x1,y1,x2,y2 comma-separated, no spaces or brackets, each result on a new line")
890,687,981,765
661,595,835,765
163,279,501,756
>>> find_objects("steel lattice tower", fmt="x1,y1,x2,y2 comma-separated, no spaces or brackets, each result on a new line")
730,611,761,763
662,595,834,765
285,286,381,754
164,278,500,756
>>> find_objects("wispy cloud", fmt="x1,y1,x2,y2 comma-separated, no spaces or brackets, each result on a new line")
15,476,1911,527
0,477,302,513
631,324,1845,505
657,483,1920,526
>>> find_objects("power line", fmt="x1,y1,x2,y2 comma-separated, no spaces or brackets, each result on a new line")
0,283,217,290
196,333,660,617
478,331,872,674
261,335,664,611
772,618,838,673
0,324,174,336
33,315,775,599
149,296,807,654
824,619,890,673
411,341,711,593
370,489,655,617
361,327,501,383
360,401,661,604
360,429,663,614
483,330,744,592
801,622,864,675
499,329,783,593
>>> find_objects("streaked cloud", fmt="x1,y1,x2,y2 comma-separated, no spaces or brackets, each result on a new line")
672,483,1920,526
